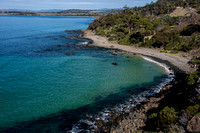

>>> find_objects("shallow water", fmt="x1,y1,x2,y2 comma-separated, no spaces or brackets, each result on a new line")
0,15,167,131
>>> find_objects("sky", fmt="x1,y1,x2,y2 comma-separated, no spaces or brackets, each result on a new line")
0,0,157,10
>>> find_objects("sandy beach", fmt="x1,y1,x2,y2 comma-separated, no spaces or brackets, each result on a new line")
84,30,193,74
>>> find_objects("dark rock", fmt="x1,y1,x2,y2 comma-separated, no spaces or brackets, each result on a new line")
54,44,63,47
86,44,94,48
169,73,174,75
65,30,83,35
112,52,117,56
187,115,200,132
65,53,71,55
112,62,118,65
77,46,83,49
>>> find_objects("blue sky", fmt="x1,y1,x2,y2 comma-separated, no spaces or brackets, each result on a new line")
0,0,157,10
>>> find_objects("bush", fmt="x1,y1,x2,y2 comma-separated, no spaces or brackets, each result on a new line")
185,104,200,116
149,113,157,119
189,58,200,65
180,24,200,36
186,70,200,85
157,107,178,129
129,32,144,44
148,107,178,129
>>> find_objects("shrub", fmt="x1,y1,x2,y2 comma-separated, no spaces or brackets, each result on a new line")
148,107,178,130
190,58,200,65
149,113,157,119
180,24,200,36
186,70,200,85
185,104,200,116
129,32,144,44
157,107,178,129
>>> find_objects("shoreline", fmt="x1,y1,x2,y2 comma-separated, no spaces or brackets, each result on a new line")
79,29,194,132
83,30,193,74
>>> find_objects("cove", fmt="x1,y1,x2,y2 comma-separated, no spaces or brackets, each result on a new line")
0,15,168,132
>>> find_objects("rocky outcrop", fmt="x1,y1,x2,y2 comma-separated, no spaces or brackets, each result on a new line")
110,96,165,133
187,115,200,132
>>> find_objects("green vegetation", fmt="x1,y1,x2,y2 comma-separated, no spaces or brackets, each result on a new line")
148,107,178,129
189,58,200,65
180,24,200,36
134,0,200,16
184,104,200,116
148,104,200,131
186,70,200,85
88,0,200,53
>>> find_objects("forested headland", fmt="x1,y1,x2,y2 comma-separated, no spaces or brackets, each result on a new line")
88,0,200,132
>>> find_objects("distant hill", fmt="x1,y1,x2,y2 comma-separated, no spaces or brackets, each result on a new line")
0,8,114,16
38,9,63,12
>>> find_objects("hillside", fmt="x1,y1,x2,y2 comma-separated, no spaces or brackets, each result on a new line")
88,0,200,56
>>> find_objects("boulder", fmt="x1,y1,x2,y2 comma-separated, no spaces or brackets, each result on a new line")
112,62,118,65
65,53,71,55
187,115,200,132
112,52,117,56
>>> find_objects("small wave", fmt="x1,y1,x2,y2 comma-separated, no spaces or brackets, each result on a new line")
142,56,174,75
81,41,89,45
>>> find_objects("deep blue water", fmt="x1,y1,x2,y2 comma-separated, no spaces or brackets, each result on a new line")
0,15,168,132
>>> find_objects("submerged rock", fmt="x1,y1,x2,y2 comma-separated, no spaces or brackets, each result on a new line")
54,44,63,47
65,53,71,55
112,62,118,65
112,52,117,56
85,44,94,48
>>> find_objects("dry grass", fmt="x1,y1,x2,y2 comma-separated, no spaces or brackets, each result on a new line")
170,7,197,17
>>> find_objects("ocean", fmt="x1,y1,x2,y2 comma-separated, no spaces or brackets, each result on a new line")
0,15,170,132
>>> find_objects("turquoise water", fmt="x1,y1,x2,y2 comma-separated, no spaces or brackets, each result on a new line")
0,15,167,131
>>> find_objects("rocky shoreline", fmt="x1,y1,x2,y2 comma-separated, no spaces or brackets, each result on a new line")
79,30,199,132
